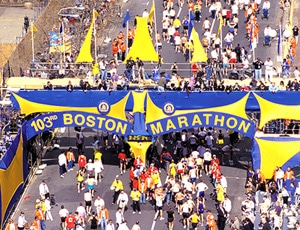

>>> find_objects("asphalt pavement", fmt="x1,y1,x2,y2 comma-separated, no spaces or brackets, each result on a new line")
11,127,253,230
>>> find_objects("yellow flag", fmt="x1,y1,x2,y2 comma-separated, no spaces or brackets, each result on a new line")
191,28,208,63
93,9,99,18
75,12,96,63
30,24,38,39
149,0,155,26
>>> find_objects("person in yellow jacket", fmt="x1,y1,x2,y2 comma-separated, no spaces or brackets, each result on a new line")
110,176,124,204
151,170,161,187
130,188,141,214
92,61,100,82
216,182,225,203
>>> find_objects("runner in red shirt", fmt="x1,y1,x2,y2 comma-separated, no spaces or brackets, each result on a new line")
118,149,127,175
65,213,76,229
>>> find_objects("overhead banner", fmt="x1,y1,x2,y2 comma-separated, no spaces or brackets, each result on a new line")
145,92,255,137
147,112,255,137
26,112,133,139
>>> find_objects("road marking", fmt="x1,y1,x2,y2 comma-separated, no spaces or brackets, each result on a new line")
150,220,156,230
226,176,247,180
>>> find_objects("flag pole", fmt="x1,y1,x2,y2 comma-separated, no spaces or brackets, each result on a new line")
62,21,65,65
126,9,129,56
94,9,97,62
31,22,35,62
153,0,158,54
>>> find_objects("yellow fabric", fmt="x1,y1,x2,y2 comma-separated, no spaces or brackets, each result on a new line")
12,92,130,122
92,62,100,75
128,142,152,164
132,91,147,113
255,137,300,179
130,190,141,201
173,19,181,27
111,180,124,191
191,28,208,63
124,17,159,62
145,92,250,123
253,93,300,129
149,0,155,26
0,131,24,224
75,10,98,63
94,151,102,160
217,16,224,37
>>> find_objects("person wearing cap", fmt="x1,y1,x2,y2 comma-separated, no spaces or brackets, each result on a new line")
17,212,27,230
130,188,141,214
39,180,50,200
111,176,124,204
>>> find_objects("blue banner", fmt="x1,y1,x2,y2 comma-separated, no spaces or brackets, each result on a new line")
147,112,255,137
26,112,133,139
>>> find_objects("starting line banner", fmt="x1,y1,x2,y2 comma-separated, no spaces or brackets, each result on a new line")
26,112,133,139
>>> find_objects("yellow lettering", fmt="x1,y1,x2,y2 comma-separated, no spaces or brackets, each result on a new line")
97,117,106,128
226,117,238,129
105,119,116,131
86,115,95,127
166,119,176,131
116,122,127,134
63,114,73,125
192,114,203,126
141,136,149,141
74,114,85,126
238,120,251,133
214,115,225,127
203,114,212,125
150,122,163,135
177,116,188,128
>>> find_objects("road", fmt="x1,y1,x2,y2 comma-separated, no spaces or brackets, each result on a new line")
99,0,283,78
12,127,253,230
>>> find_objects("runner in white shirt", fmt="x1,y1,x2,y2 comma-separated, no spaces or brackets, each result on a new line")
94,195,105,214
195,180,209,203
203,149,212,175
